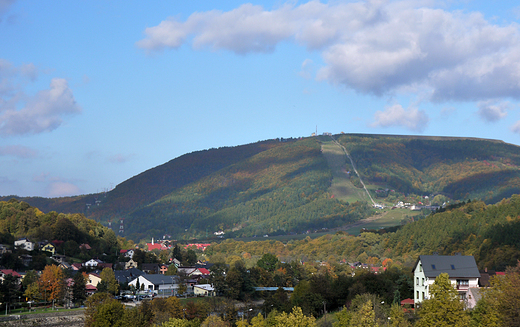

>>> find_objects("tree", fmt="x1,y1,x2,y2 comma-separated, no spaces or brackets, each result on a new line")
475,262,520,327
201,315,229,327
389,303,411,327
72,272,87,305
0,274,21,313
158,318,191,327
85,292,124,327
24,282,42,302
416,273,469,327
257,253,279,272
349,300,379,327
39,265,64,302
166,265,178,275
100,268,119,295
275,306,316,327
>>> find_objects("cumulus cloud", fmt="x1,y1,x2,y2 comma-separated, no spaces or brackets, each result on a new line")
477,100,510,122
138,1,520,103
371,104,429,132
0,145,37,158
0,76,82,136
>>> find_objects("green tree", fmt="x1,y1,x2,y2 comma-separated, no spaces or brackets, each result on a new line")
333,307,352,327
201,315,229,327
166,264,178,275
275,306,316,327
389,303,411,327
475,262,520,327
24,282,42,302
158,318,191,327
257,253,279,272
416,273,469,327
0,274,21,313
72,272,87,305
350,300,379,327
100,267,119,295
85,292,125,327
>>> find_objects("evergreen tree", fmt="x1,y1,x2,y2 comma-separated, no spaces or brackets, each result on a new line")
72,272,87,305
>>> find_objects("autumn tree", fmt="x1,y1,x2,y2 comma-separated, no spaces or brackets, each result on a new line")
475,262,520,327
85,292,124,327
416,273,469,327
39,265,64,302
275,306,316,327
99,267,119,295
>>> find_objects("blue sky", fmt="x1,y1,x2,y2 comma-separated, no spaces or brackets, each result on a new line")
1,0,520,197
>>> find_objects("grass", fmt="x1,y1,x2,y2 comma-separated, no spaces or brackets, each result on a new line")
321,141,367,203
1,306,84,316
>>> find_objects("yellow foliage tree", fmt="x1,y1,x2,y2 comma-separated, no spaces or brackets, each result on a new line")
39,265,64,302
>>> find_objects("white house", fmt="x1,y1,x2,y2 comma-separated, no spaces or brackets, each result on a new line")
84,258,103,268
129,274,180,296
14,238,34,251
413,254,480,307
193,284,215,297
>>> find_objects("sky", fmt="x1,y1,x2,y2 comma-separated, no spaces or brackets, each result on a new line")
2,0,520,198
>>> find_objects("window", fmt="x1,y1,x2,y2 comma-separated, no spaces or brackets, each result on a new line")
419,264,422,272
451,264,455,270
416,277,419,285
417,291,419,299
431,264,436,270
422,278,424,286
422,292,425,300
457,279,469,286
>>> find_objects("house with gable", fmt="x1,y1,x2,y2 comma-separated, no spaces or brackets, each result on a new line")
128,274,180,296
41,243,55,254
14,238,34,251
413,254,480,307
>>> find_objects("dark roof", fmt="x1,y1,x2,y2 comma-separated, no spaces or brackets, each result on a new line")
415,255,480,279
114,268,144,283
138,273,179,286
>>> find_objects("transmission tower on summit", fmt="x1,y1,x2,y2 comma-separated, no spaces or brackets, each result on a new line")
119,218,124,234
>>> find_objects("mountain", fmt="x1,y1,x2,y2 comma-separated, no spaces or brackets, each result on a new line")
3,134,520,241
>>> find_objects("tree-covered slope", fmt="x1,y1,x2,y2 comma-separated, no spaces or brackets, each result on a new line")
337,134,520,202
126,137,372,240
383,195,520,270
4,133,520,242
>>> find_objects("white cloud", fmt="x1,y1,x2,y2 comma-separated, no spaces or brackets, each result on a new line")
0,0,15,21
371,104,429,132
477,100,509,122
299,59,313,79
511,120,520,134
0,77,82,136
108,153,136,164
47,181,81,198
137,1,520,102
0,145,37,158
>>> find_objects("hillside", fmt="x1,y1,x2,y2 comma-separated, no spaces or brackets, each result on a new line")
206,194,520,271
3,134,520,241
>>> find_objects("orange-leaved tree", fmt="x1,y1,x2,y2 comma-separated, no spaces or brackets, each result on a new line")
39,265,64,302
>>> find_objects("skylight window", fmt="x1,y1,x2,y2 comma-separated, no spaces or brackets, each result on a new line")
451,264,455,270
432,264,436,270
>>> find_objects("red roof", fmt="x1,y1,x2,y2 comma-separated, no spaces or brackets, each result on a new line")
1,269,21,278
401,298,415,305
120,249,128,253
85,285,97,290
198,268,210,275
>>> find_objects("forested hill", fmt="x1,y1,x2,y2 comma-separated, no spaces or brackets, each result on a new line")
3,134,520,241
